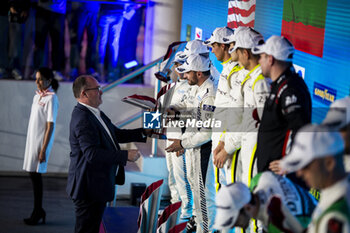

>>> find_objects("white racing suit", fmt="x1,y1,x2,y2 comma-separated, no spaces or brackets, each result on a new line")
250,171,317,233
165,79,193,221
211,58,238,190
181,77,217,233
221,65,247,184
227,66,269,233
217,65,247,233
227,65,270,186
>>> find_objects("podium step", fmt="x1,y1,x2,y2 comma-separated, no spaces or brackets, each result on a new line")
100,206,140,233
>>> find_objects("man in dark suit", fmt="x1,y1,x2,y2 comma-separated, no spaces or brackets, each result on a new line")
67,75,149,233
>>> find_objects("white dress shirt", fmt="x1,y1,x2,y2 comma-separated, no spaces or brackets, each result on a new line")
79,102,118,151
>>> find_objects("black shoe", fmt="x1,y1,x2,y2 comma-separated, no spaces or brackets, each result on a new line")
24,208,46,225
186,216,196,233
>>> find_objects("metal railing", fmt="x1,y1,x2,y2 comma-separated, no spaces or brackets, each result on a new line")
102,57,163,92
116,112,144,128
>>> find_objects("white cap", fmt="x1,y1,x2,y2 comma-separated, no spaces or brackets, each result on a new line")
229,27,264,53
281,124,345,173
203,27,235,45
222,26,248,44
252,35,294,62
213,183,251,230
180,40,209,59
175,54,210,73
322,97,350,130
172,51,186,64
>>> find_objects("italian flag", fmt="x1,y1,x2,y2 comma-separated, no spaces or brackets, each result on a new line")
281,0,328,57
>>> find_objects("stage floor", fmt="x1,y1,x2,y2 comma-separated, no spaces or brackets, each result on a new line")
0,176,140,233
101,206,140,233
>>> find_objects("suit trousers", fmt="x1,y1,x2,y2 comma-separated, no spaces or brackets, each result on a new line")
73,199,106,233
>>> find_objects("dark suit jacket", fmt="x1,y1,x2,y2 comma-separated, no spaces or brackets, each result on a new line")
66,103,146,202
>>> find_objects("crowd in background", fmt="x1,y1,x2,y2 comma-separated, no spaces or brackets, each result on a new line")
0,0,144,83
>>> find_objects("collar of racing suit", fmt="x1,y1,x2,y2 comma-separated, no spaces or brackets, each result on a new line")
312,175,350,222
221,57,232,65
272,65,296,87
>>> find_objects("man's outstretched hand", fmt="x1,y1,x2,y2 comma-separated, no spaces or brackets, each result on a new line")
128,149,141,162
143,129,153,137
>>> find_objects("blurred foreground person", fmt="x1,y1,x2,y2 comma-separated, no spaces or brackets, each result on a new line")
281,124,350,233
322,97,350,171
214,171,317,233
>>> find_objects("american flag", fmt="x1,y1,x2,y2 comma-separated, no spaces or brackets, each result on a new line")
227,0,256,28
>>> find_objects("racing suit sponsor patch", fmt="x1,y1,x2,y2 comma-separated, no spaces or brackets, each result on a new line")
285,95,297,106
203,104,216,112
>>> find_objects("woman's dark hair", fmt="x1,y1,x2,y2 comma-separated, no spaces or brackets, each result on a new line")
37,67,59,92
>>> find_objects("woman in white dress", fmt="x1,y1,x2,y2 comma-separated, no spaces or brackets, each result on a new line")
23,67,59,225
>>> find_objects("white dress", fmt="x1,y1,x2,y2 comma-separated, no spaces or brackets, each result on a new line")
23,88,59,173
